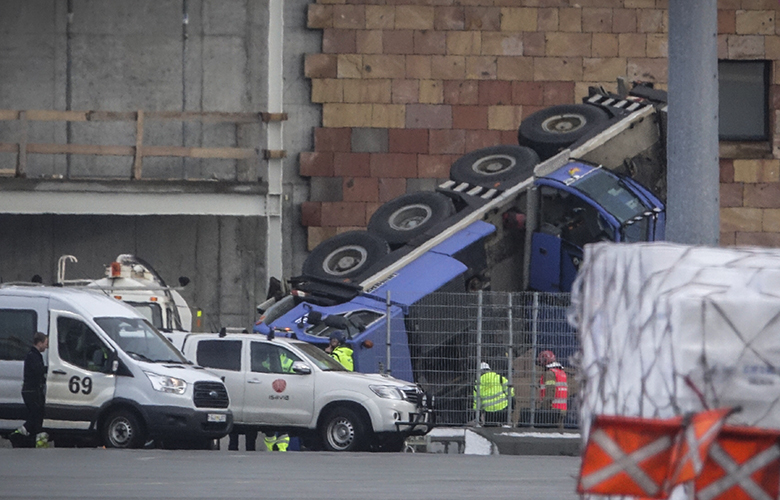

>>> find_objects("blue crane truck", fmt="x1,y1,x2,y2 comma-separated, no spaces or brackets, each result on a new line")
255,80,668,423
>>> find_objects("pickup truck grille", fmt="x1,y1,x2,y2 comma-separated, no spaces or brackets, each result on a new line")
402,388,422,406
193,381,229,409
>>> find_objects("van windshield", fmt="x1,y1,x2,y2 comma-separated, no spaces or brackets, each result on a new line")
95,317,187,363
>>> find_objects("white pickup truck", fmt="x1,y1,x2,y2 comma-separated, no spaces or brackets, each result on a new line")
179,331,433,451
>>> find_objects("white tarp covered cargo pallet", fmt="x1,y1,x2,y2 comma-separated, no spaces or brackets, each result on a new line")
572,241,780,499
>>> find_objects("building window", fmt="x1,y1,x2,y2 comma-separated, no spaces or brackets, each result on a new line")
719,60,770,141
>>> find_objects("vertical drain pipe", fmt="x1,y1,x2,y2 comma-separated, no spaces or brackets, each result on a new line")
65,0,74,178
181,0,189,178
265,0,285,284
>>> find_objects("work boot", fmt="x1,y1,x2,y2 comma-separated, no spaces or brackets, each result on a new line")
8,427,31,448
35,432,50,448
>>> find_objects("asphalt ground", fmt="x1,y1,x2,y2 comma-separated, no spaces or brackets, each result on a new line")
0,448,581,500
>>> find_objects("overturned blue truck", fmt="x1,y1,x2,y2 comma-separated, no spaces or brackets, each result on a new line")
256,80,668,425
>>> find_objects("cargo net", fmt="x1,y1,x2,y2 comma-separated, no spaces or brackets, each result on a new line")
571,242,780,498
388,290,578,428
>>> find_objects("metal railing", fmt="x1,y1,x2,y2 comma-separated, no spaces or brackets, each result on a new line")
0,109,287,181
382,290,579,429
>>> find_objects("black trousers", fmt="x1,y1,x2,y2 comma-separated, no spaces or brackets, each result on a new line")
484,408,509,426
228,429,258,451
22,389,45,436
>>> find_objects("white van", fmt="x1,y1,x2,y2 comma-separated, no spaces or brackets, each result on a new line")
180,332,432,452
0,285,232,448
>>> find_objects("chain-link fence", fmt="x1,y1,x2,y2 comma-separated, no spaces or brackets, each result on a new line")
380,290,579,429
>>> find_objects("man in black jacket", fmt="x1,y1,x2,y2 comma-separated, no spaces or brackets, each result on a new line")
10,332,48,447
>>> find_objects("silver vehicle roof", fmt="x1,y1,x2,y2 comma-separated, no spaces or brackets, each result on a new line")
182,332,303,349
0,284,144,319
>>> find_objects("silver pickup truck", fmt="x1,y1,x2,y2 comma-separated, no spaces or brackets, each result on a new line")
180,331,432,452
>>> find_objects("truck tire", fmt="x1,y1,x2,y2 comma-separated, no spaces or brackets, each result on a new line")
302,231,389,281
449,145,539,188
518,104,610,160
102,409,145,449
367,192,455,247
320,407,368,452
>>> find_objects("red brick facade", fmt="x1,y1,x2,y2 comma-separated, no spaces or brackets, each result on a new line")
302,0,780,251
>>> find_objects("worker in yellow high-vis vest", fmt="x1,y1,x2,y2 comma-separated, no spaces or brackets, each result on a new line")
325,331,353,371
473,362,514,426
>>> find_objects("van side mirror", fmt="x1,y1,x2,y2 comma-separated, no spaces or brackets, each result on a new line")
178,276,190,287
291,361,311,375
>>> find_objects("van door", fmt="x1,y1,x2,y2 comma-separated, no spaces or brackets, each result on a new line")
0,298,46,423
46,311,117,429
244,341,315,425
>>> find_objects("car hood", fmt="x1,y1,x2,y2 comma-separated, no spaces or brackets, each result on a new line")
135,360,223,384
324,370,415,388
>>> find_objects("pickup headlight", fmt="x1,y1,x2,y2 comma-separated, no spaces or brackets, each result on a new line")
144,371,187,394
370,385,405,400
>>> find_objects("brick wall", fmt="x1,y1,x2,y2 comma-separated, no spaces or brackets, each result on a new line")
302,0,780,251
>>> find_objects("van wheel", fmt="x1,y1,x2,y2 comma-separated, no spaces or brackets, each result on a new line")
320,407,367,452
517,104,610,160
102,410,145,449
449,145,539,189
368,192,455,247
302,231,389,281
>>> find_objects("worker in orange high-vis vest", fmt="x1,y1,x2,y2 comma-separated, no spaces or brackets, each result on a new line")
537,350,568,428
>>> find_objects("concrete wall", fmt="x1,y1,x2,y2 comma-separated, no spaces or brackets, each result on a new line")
0,0,270,180
0,0,320,328
0,214,267,331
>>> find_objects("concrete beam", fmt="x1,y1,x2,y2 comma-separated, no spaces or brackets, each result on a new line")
0,179,266,215
0,191,264,216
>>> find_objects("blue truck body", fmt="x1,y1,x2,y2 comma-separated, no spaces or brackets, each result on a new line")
255,82,669,423
257,160,664,377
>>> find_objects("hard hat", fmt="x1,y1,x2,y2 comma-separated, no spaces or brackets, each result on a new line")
538,350,556,366
480,362,490,371
330,331,346,343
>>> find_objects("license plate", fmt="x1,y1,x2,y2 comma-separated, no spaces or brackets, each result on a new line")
207,413,227,423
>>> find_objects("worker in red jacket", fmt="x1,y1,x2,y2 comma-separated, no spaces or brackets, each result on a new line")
537,350,568,429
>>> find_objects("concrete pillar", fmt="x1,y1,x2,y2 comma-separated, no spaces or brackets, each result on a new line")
666,0,720,245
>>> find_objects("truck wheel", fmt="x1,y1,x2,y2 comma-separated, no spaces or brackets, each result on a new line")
320,407,368,452
302,231,389,281
368,192,455,247
449,145,539,188
517,104,610,160
102,409,145,449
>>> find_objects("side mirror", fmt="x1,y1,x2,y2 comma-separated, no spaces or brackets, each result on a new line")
291,361,311,375
179,276,190,287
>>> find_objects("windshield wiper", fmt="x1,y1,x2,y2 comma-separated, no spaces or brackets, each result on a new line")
155,359,185,363
126,351,154,362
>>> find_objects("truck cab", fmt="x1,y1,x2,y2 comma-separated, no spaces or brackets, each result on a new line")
529,161,665,292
